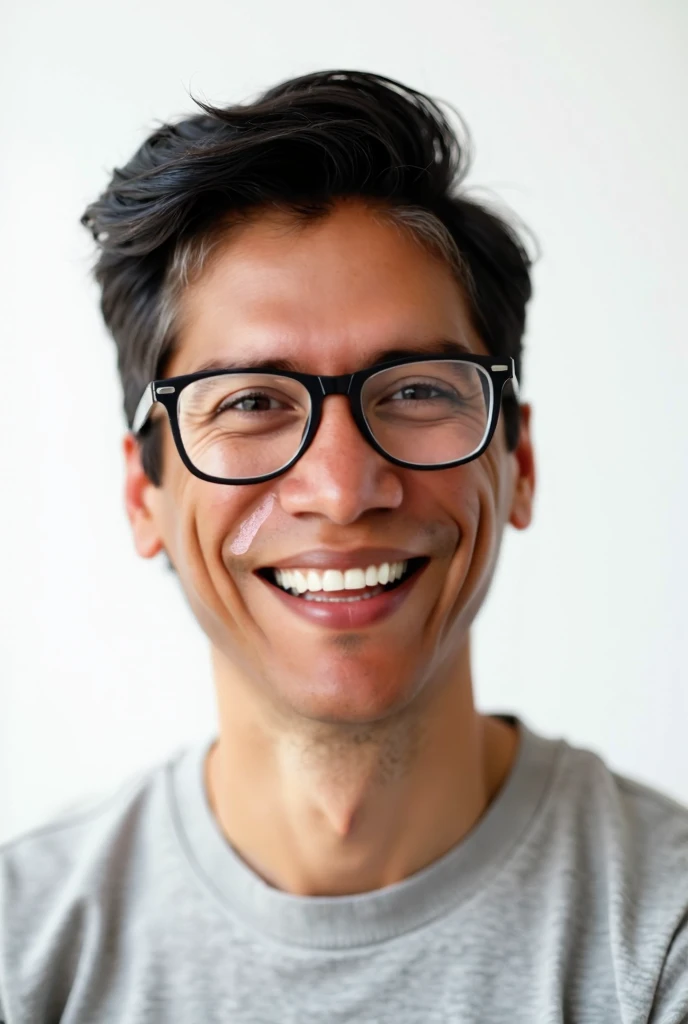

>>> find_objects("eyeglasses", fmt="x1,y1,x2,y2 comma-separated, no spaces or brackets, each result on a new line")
132,354,520,485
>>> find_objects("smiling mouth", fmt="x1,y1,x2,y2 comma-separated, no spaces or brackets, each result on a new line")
258,557,429,603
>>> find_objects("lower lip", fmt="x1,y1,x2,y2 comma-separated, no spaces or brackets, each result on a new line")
259,565,427,629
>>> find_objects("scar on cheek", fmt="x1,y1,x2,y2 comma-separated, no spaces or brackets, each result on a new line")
229,494,276,555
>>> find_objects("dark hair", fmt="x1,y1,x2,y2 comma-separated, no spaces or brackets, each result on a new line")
82,69,534,486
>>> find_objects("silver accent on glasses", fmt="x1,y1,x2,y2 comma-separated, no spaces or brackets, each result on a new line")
132,383,156,435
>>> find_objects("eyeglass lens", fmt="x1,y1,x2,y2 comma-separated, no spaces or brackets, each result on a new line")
176,361,493,480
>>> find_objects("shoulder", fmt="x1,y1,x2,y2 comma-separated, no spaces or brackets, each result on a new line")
553,735,688,875
0,746,192,1018
0,752,173,892
542,732,688,1015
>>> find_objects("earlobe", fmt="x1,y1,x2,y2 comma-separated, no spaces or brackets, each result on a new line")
507,404,536,532
122,433,165,559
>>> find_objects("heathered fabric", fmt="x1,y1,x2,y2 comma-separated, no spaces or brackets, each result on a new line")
1,714,687,1024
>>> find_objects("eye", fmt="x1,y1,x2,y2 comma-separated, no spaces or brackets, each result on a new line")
217,392,286,413
389,383,448,402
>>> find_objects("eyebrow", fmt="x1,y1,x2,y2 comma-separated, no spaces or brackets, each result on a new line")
188,340,475,376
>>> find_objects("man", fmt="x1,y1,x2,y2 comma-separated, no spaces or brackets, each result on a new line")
1,69,686,1023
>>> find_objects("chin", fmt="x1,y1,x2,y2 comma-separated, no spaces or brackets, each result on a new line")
268,647,424,725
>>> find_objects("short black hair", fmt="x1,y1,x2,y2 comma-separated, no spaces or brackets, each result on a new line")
82,69,534,486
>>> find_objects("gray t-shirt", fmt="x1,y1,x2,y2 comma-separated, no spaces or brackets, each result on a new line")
1,714,687,1023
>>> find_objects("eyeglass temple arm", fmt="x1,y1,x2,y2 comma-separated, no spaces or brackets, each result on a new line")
132,383,155,435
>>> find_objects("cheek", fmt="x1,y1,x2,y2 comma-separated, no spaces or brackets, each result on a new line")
166,476,246,570
194,485,283,586
174,485,256,623
416,467,483,534
459,447,504,513
229,493,276,555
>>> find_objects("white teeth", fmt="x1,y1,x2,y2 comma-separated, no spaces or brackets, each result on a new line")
323,569,345,592
292,570,309,594
344,568,366,590
272,559,412,596
306,570,322,592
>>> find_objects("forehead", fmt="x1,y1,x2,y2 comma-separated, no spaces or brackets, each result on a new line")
167,201,486,377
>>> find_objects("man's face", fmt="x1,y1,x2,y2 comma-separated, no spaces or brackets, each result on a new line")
125,201,535,724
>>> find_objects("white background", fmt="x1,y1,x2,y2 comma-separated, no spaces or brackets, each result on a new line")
1,0,686,842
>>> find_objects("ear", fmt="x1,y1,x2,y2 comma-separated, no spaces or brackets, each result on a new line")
508,403,536,531
123,433,165,558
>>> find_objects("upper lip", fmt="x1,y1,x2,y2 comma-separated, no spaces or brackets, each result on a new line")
262,548,426,570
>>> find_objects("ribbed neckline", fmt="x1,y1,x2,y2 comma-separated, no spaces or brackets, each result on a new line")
168,713,564,950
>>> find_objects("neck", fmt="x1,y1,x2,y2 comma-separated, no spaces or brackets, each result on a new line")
206,643,518,897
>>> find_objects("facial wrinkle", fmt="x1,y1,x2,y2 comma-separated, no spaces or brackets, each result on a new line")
442,486,497,648
184,509,235,637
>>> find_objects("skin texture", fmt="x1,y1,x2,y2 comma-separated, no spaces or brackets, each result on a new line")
123,200,536,896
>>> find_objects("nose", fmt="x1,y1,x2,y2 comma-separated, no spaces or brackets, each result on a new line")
277,395,403,524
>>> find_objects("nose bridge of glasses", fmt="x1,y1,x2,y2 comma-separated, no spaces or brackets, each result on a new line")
306,376,372,460
317,374,354,397
312,374,368,450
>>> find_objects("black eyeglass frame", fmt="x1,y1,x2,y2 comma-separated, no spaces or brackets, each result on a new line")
131,354,520,485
